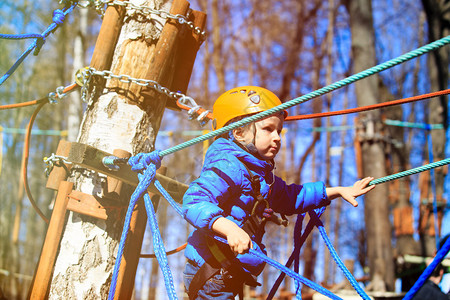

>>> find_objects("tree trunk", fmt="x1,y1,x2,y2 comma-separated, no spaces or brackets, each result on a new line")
48,0,184,298
211,0,225,92
345,0,395,291
420,0,449,256
67,8,88,142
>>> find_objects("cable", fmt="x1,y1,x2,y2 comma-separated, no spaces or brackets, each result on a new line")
140,243,187,258
0,83,79,110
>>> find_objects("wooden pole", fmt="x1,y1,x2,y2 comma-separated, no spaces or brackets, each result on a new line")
29,181,73,300
90,1,126,71
139,0,191,114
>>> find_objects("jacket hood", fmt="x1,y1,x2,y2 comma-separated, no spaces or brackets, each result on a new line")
205,138,274,176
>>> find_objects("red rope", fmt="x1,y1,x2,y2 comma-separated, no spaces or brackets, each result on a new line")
22,102,49,223
0,83,79,110
140,242,187,258
174,89,450,122
285,89,450,121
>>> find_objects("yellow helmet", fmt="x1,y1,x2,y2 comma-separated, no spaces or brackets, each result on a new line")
212,86,286,130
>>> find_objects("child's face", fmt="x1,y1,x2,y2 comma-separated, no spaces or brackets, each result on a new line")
240,114,284,160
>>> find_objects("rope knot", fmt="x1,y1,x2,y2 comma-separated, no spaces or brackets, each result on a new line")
52,9,66,25
128,150,162,173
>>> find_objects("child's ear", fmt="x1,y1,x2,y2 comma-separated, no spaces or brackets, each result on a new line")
233,127,245,142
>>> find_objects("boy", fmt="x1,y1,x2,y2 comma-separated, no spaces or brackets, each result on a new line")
182,86,375,299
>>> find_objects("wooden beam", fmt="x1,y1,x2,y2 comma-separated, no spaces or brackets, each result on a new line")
66,190,126,220
67,142,188,203
29,181,73,300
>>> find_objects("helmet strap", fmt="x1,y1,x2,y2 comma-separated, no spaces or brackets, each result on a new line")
245,123,258,155
231,123,260,157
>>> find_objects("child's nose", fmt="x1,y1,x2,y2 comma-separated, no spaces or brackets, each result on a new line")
273,132,281,141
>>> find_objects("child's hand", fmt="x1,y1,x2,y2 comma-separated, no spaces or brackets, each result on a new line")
226,227,252,255
340,177,375,206
326,177,375,207
211,217,252,255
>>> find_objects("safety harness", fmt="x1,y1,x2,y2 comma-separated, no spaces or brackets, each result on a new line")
187,163,288,299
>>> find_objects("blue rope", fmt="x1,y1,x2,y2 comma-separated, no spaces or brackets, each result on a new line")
243,240,342,300
426,128,440,248
294,214,306,300
309,211,371,300
108,151,167,300
0,33,45,40
267,211,319,299
0,4,76,86
143,192,178,299
403,237,450,300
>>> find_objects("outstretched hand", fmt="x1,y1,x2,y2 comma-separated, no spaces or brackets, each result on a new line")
326,177,376,207
341,177,375,207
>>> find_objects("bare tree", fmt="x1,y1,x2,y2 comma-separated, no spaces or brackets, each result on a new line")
344,0,395,291
420,0,449,256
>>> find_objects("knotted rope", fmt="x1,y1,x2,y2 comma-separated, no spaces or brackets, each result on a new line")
108,151,178,300
0,5,76,86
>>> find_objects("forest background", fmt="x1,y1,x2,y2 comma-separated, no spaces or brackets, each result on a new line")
0,0,449,299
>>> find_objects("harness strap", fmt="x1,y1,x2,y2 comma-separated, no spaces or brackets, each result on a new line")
206,237,260,287
187,238,260,300
240,162,288,239
188,261,220,300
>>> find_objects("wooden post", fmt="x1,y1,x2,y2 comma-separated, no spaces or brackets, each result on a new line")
170,10,206,93
90,0,126,71
139,0,191,114
29,181,73,299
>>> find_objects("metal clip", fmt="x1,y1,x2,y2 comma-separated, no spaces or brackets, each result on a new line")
43,153,71,176
47,86,67,104
197,110,211,127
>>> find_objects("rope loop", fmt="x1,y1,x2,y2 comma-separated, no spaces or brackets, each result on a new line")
128,150,162,173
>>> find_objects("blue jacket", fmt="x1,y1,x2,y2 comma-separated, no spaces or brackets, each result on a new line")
182,138,330,275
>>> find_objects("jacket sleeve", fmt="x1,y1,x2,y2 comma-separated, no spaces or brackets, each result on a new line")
269,176,330,215
182,159,242,230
